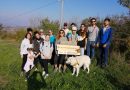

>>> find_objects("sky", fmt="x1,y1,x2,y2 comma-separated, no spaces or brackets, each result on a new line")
0,0,128,26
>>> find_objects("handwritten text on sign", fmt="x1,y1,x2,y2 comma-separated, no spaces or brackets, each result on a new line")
57,44,80,55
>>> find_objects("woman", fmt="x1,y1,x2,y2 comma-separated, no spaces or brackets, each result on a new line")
40,34,53,79
77,24,87,55
33,31,43,71
54,30,67,72
20,33,32,76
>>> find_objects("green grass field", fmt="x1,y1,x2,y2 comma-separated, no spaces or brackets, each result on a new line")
0,40,130,90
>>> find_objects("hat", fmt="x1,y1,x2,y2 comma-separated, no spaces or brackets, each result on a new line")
72,26,77,31
40,29,44,32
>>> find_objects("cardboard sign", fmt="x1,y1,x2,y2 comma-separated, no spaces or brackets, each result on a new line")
56,44,80,55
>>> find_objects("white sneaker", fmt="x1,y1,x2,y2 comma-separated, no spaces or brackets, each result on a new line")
44,74,49,79
42,71,46,76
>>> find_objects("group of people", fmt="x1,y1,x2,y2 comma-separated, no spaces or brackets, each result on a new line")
20,17,112,80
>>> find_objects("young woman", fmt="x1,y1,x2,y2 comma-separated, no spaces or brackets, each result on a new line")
20,33,32,76
77,24,87,55
33,31,44,71
54,30,67,72
40,35,53,79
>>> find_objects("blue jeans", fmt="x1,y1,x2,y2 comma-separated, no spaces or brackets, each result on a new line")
100,45,109,66
87,41,95,58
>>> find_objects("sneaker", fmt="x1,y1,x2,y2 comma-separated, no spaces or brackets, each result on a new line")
58,68,61,73
54,68,58,73
42,71,46,76
44,74,49,79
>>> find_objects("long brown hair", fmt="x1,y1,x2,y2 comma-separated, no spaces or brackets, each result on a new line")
56,29,65,40
25,33,32,44
79,24,87,38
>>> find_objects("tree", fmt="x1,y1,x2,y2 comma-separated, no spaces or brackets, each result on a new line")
118,0,130,15
40,18,59,35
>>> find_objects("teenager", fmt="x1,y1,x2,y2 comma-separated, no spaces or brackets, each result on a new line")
77,24,87,55
54,30,67,72
96,18,112,68
33,31,43,70
63,23,70,37
20,33,32,76
49,30,56,65
87,18,99,59
40,35,53,79
71,26,78,40
39,29,45,40
27,28,33,36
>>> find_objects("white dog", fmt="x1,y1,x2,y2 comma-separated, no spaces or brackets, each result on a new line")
66,55,91,77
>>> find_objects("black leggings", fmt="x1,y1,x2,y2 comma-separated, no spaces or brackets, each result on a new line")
34,55,41,68
41,59,49,74
54,54,65,65
21,54,27,71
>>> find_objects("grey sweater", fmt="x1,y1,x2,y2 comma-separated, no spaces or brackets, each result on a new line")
88,26,99,42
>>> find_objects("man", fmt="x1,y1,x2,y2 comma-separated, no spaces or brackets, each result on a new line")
97,18,112,68
63,23,70,37
39,29,45,40
87,18,99,59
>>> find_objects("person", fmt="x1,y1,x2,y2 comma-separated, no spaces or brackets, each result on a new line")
63,23,70,37
40,34,53,79
66,33,77,46
27,28,33,36
70,23,76,29
96,18,112,68
77,24,87,55
49,30,56,46
71,26,78,42
87,18,99,59
20,33,32,76
39,29,45,40
24,46,40,81
54,30,67,72
49,30,56,65
33,31,43,70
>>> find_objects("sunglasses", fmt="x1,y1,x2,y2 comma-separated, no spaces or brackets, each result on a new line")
92,20,96,22
60,32,64,34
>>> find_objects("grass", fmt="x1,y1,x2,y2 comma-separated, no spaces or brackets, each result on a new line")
0,40,130,90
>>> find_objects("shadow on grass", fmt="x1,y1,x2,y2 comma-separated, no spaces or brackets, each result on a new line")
27,71,47,90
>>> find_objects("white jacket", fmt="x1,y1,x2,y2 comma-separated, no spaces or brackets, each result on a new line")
20,38,31,55
40,41,53,59
24,51,35,72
